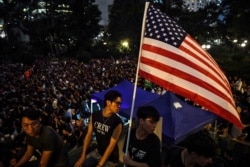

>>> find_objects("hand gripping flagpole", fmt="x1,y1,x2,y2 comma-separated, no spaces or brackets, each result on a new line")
123,2,150,167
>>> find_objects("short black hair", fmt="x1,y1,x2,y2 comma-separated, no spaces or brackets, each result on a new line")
184,131,216,157
20,108,41,120
104,90,122,105
137,106,160,122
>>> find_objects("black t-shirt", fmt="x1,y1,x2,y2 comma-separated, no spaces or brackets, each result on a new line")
123,128,162,167
92,111,123,162
26,126,69,167
164,146,185,167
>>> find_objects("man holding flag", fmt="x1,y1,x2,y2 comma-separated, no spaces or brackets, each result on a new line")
123,2,242,166
123,106,162,167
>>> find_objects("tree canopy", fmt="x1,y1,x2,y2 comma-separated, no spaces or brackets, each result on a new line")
0,0,249,80
0,0,102,61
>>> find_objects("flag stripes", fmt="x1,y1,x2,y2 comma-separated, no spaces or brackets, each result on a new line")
139,37,242,128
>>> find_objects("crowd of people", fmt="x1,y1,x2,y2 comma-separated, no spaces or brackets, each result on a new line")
0,57,250,167
0,58,161,167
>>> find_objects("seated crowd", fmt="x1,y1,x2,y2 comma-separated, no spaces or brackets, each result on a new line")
0,58,250,167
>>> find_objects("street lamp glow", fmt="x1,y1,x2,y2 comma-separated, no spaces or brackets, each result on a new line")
0,31,6,38
233,39,238,43
241,43,246,47
202,44,211,50
122,41,129,48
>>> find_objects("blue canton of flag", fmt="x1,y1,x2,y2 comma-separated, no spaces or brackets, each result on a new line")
145,6,187,48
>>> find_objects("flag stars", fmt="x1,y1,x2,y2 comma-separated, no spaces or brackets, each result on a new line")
144,4,187,47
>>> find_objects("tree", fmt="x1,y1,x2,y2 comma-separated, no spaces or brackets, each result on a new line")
108,0,145,57
220,0,250,39
66,0,102,56
0,0,102,62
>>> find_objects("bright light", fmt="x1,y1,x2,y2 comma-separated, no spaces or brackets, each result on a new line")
202,44,211,50
233,39,238,43
91,99,97,103
241,43,246,47
122,41,129,48
23,8,28,12
0,31,6,38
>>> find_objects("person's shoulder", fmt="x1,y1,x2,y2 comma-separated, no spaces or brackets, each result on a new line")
114,113,123,119
113,113,123,123
42,126,57,136
43,125,54,131
148,133,161,143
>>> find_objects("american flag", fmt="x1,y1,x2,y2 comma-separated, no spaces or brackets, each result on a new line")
139,3,242,128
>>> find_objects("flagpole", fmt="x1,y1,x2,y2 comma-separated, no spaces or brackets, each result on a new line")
124,2,150,166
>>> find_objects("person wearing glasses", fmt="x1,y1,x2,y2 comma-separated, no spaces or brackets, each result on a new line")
74,90,123,167
13,108,69,167
123,106,162,167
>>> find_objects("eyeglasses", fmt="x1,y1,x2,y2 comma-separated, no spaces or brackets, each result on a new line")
113,101,122,106
22,121,40,129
